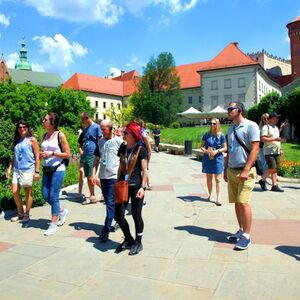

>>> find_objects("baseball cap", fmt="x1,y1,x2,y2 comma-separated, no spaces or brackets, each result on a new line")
269,112,281,118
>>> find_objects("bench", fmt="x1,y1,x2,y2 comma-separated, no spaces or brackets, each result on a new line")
192,149,204,160
168,144,185,155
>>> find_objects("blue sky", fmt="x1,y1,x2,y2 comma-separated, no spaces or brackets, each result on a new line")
0,0,298,79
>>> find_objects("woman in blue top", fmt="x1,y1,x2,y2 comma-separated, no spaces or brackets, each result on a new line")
6,120,40,225
200,118,227,206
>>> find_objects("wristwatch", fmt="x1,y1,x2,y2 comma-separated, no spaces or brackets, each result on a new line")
217,149,221,154
142,186,146,191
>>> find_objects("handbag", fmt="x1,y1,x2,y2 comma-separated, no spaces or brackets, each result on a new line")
114,146,142,204
42,164,60,176
233,128,263,175
19,171,34,187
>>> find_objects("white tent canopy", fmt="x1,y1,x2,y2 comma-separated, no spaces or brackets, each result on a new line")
177,106,228,119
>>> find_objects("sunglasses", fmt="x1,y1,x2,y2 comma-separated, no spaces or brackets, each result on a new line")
123,131,128,135
42,118,49,122
227,107,238,112
18,126,27,129
210,122,216,125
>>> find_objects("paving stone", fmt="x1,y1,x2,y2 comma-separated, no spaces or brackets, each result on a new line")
8,243,60,258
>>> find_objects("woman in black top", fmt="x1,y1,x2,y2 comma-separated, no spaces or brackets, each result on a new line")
115,122,148,255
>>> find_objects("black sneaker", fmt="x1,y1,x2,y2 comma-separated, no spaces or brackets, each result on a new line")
129,242,143,256
271,185,284,192
115,240,132,254
98,232,109,243
258,179,267,191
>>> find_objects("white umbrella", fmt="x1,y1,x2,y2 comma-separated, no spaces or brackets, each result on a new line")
177,107,202,119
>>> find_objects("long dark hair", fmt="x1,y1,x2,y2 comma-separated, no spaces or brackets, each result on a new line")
47,112,60,130
13,120,33,147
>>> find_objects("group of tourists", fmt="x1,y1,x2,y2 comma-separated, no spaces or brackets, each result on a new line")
5,100,286,252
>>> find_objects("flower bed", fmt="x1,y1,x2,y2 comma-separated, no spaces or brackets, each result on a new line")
278,160,300,179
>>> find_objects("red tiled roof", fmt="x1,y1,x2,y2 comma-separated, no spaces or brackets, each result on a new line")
269,74,293,87
198,42,258,72
64,73,123,96
112,70,140,81
176,61,209,89
287,15,300,27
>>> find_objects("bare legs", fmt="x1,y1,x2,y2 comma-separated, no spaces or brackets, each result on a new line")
206,173,222,204
78,164,84,195
12,184,33,218
235,203,252,234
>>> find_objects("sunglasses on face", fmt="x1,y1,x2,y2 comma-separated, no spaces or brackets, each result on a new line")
123,131,128,135
18,126,27,129
210,122,216,125
227,107,238,112
42,118,49,122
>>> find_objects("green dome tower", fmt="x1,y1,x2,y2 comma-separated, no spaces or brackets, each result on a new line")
15,36,32,71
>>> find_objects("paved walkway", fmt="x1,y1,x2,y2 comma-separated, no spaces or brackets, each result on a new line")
0,152,300,300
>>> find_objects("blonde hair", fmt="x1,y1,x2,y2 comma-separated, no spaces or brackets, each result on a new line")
259,113,269,129
209,118,222,137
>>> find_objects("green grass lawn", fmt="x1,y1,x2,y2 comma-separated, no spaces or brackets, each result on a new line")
160,126,300,162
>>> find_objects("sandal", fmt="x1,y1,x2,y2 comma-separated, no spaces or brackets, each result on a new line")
11,213,24,222
82,196,97,205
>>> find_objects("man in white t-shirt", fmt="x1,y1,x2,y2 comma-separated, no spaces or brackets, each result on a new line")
259,112,284,192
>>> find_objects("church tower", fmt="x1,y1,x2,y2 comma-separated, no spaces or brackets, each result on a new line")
0,54,10,81
15,35,32,71
287,16,300,80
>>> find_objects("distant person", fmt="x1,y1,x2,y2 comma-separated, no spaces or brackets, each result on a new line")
6,120,40,226
259,112,285,192
92,119,123,242
40,113,71,235
152,124,161,153
114,122,148,255
115,125,124,137
80,112,102,204
224,102,260,250
200,118,227,206
258,113,269,177
77,128,85,197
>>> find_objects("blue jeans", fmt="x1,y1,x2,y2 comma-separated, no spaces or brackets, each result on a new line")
100,178,116,234
42,171,65,216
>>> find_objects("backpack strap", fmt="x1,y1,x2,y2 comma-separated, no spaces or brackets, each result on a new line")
233,127,250,154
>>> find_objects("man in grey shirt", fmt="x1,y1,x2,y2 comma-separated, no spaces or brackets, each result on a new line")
93,119,123,242
224,101,260,250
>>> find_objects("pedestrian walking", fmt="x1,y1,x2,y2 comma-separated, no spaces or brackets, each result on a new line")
224,102,260,250
152,124,161,153
114,122,148,255
40,113,71,235
259,112,286,192
200,118,227,206
92,119,123,242
257,113,269,177
6,120,40,226
80,112,102,204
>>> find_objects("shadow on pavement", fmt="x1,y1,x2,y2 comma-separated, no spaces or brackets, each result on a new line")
174,225,233,244
275,245,300,261
69,221,102,235
26,218,50,230
281,185,300,190
86,236,119,252
61,191,85,203
177,195,211,203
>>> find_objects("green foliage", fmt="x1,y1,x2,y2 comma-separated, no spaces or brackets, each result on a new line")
247,92,285,123
130,52,182,126
48,87,95,130
0,81,94,131
104,103,134,125
284,87,300,140
146,122,155,131
170,122,180,129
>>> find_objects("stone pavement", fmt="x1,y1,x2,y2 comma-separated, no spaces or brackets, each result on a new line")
0,152,300,300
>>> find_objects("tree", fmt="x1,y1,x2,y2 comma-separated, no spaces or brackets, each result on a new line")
130,52,182,126
285,87,300,140
47,87,95,130
104,103,134,125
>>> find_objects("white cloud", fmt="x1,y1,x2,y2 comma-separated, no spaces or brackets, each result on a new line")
24,0,123,26
0,33,2,39
32,63,45,72
155,0,199,14
125,55,145,68
5,52,18,68
284,33,290,43
109,67,122,77
33,33,88,74
0,13,10,27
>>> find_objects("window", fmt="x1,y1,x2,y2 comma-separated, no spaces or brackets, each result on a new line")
103,114,106,119
199,96,203,111
259,81,261,91
211,96,218,108
95,101,98,107
188,96,193,104
238,93,246,102
238,77,245,88
95,113,98,120
224,79,231,89
103,102,106,109
111,103,114,108
117,103,121,110
211,80,218,90
224,95,232,106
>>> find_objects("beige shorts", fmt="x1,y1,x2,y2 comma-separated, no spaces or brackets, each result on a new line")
13,171,34,187
227,167,256,204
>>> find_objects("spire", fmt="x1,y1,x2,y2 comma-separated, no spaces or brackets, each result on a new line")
15,35,32,71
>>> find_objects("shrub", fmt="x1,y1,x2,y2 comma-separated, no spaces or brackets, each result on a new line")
278,159,300,178
170,122,180,129
146,122,155,131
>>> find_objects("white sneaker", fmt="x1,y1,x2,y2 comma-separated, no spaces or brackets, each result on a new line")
44,223,59,236
57,208,69,226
